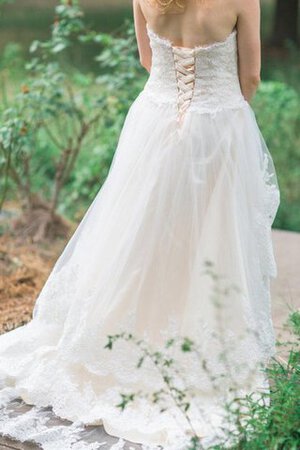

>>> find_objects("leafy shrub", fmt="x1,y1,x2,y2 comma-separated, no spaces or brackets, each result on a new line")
0,1,108,239
0,6,146,232
224,311,300,450
253,81,300,231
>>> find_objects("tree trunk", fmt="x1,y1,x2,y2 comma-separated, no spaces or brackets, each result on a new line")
272,0,299,47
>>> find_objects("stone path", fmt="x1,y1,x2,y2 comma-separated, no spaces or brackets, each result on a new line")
0,229,299,450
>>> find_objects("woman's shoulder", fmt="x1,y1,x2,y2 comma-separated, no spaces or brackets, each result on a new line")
234,0,261,17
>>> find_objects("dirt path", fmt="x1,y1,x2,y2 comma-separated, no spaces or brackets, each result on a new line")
271,229,300,338
0,228,299,450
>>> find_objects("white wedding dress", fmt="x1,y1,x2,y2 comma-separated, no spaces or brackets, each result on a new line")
0,24,280,449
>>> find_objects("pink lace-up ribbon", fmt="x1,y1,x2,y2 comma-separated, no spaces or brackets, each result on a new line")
172,46,196,124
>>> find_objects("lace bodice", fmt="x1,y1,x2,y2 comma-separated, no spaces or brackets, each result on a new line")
142,24,246,120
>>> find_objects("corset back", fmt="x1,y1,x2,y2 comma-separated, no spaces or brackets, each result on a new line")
142,24,246,120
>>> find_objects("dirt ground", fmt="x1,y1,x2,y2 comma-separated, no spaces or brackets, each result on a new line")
0,234,65,334
271,229,300,338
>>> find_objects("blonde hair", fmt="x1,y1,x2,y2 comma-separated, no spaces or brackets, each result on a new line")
148,0,186,13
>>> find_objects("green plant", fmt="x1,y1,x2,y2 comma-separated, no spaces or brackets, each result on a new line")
221,311,300,450
253,81,300,232
0,3,147,238
0,0,106,240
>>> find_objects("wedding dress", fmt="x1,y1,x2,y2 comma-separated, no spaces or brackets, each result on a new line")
0,24,280,450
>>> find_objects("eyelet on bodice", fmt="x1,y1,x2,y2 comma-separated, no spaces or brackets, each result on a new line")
142,25,247,121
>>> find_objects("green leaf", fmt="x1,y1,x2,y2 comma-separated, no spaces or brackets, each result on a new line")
52,42,68,53
30,40,40,53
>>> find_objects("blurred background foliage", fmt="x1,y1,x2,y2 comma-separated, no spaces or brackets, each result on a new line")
0,0,299,238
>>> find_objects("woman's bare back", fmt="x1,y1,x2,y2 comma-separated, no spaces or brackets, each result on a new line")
139,0,239,48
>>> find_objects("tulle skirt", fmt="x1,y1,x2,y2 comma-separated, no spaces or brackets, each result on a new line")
0,92,280,449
